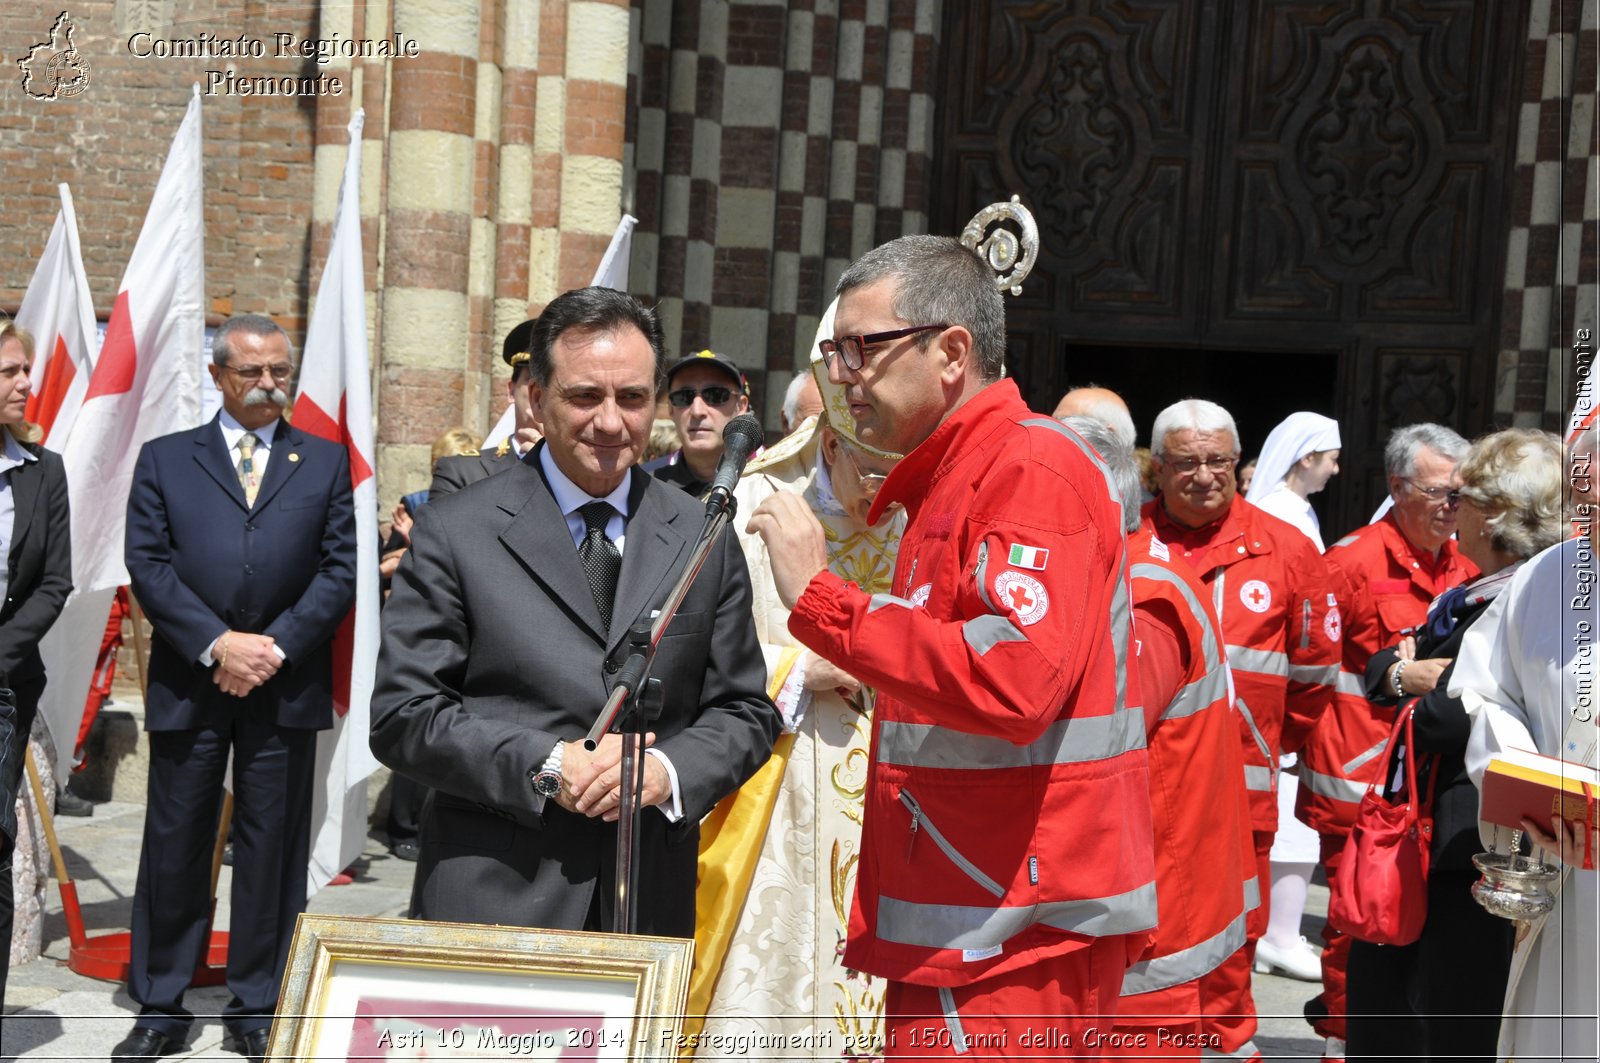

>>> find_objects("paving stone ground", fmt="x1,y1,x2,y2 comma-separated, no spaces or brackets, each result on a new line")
4,784,1328,1062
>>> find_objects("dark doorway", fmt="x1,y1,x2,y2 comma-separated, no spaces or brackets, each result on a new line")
1063,343,1341,459
1064,342,1345,530
934,0,1528,541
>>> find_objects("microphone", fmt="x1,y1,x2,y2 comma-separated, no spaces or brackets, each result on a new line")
704,413,764,518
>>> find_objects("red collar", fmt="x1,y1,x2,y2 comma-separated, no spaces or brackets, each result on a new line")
867,379,1026,524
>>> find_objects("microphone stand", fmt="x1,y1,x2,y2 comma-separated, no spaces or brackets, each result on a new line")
583,497,737,935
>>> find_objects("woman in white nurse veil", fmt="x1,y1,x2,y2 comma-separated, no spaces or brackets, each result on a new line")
1244,412,1342,981
1245,411,1342,550
1452,424,1600,1063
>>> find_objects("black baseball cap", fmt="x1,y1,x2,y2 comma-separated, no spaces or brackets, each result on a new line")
663,349,750,395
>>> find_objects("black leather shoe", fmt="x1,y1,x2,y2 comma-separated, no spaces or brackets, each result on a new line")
225,1027,270,1063
391,838,420,862
111,1026,181,1061
55,788,94,817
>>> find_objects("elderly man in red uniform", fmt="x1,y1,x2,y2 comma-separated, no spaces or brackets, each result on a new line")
749,235,1155,1057
1141,398,1339,1057
1296,423,1475,1058
1065,415,1258,1061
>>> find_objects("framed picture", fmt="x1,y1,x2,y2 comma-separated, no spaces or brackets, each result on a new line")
267,915,694,1061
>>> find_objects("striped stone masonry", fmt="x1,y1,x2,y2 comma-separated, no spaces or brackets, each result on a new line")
1497,0,1599,430
629,0,942,428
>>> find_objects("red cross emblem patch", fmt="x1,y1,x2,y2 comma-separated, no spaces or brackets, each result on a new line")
993,571,1050,626
1239,579,1272,614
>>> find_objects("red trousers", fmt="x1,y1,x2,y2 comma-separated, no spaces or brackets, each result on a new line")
1125,830,1267,1060
1312,833,1350,1042
883,937,1128,1059
1112,955,1261,1060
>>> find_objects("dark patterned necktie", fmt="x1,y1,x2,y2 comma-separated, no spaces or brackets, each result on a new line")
577,501,622,633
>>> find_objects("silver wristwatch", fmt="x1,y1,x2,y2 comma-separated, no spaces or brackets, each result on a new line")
531,742,564,798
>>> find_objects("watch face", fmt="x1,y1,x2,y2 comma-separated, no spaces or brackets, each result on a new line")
533,771,562,798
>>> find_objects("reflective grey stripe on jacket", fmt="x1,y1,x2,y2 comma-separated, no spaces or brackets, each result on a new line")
1335,669,1367,697
1289,662,1339,686
1131,562,1229,721
1299,763,1367,803
1121,908,1248,996
877,881,1159,950
878,708,1147,771
1243,764,1274,793
1342,736,1390,776
1227,643,1335,687
1225,643,1289,679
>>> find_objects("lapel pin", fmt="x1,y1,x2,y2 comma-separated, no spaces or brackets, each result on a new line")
287,452,300,463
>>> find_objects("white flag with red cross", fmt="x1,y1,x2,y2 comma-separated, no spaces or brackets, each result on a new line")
291,110,381,894
36,87,207,776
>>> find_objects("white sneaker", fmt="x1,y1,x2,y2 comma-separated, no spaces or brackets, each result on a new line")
1322,1035,1346,1061
1253,934,1322,981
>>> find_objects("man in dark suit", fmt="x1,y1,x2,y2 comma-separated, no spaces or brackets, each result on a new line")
0,322,72,1008
371,286,779,936
114,314,356,1063
429,318,541,499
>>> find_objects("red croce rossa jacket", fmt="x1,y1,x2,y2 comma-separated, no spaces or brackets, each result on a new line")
789,380,1157,987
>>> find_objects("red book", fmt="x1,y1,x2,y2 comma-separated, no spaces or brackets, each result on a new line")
1480,747,1600,831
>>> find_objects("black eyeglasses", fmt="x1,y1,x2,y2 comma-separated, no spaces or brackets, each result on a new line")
226,363,294,382
667,385,736,408
818,324,949,372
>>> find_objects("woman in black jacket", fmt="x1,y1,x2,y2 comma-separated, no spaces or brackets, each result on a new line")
1345,428,1565,1061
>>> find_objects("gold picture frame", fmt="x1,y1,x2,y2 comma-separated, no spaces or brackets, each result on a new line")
267,914,694,1061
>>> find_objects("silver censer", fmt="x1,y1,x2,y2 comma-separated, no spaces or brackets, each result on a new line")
1472,830,1560,921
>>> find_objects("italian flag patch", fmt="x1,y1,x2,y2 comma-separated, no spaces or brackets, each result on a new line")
1007,543,1049,570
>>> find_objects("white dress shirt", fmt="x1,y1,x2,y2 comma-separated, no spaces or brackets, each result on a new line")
536,446,682,820
0,429,39,604
199,412,286,667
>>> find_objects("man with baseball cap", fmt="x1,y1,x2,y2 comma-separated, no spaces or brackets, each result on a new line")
429,319,544,498
643,349,752,497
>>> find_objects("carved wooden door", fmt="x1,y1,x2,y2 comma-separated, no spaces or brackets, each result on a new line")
934,0,1527,533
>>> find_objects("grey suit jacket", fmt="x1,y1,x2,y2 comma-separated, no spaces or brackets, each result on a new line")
370,448,780,935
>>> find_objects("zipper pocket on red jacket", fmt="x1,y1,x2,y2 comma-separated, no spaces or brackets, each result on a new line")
1301,599,1312,650
898,788,1005,898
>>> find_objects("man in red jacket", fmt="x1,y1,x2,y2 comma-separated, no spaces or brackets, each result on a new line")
1141,398,1340,1058
749,235,1156,1057
1065,415,1258,1061
1297,422,1476,1056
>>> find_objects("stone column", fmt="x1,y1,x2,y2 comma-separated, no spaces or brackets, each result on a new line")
378,0,483,497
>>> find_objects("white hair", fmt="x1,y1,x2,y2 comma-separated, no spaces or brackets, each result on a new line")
1149,398,1240,460
1384,423,1469,479
782,371,811,428
1063,416,1142,534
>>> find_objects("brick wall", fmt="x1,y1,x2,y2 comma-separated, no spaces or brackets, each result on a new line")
1,1,320,329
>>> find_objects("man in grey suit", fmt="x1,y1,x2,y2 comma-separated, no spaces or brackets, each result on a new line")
371,286,780,936
428,319,542,499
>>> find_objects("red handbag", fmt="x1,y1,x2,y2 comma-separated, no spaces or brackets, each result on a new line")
1326,702,1438,946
